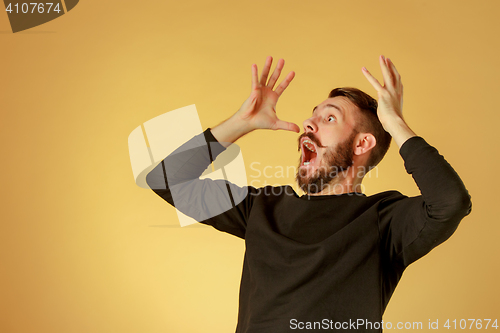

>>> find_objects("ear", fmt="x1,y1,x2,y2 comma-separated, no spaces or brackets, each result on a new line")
353,133,376,156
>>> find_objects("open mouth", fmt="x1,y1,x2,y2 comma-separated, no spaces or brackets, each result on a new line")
301,138,318,167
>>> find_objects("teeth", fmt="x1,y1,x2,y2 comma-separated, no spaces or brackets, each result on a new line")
303,139,316,152
303,161,310,165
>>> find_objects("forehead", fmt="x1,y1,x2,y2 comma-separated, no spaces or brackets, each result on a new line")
316,96,356,111
313,96,359,122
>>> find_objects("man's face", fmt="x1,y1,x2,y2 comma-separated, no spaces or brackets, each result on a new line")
295,96,359,194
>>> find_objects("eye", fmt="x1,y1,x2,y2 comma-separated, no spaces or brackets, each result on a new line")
327,115,336,122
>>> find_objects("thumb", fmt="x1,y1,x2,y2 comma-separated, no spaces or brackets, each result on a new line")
272,119,300,133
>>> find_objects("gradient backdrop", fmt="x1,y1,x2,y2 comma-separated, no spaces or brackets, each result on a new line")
1,0,498,332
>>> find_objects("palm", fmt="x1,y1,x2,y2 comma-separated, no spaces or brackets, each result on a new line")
245,86,278,126
361,56,405,131
238,57,299,133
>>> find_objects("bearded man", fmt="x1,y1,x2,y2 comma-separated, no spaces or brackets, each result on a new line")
145,55,472,332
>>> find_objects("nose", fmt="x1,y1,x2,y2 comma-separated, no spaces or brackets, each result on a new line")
303,116,317,133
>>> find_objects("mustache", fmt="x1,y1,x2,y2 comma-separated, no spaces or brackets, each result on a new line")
297,132,327,151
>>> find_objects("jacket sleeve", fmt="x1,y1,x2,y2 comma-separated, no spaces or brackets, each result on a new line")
378,136,472,268
145,128,255,239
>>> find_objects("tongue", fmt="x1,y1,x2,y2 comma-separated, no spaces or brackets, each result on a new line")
304,150,317,165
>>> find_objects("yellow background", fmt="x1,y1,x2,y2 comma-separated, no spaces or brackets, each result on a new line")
1,0,498,332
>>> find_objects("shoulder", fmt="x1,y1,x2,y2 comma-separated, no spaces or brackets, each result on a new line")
365,190,418,214
366,190,407,203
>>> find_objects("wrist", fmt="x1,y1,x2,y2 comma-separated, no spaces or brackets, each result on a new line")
381,116,407,134
211,113,254,147
382,117,417,148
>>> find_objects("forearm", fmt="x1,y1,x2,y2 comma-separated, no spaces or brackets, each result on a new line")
146,130,218,190
382,136,472,267
385,117,471,215
145,129,250,234
399,136,472,220
145,130,231,219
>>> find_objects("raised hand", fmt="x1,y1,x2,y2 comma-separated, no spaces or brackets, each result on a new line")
236,56,300,133
361,55,405,132
361,55,416,148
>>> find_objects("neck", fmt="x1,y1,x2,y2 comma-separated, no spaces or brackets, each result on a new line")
307,174,364,196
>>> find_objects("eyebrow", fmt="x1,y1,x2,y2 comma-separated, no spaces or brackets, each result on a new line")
312,104,344,118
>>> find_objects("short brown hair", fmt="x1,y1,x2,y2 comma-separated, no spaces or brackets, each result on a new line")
328,87,391,170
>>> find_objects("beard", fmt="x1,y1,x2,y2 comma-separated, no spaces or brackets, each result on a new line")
295,130,358,194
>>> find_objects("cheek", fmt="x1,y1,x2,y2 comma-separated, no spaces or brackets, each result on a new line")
325,126,351,145
320,130,340,147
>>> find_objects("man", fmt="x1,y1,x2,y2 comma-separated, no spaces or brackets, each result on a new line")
145,55,472,332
